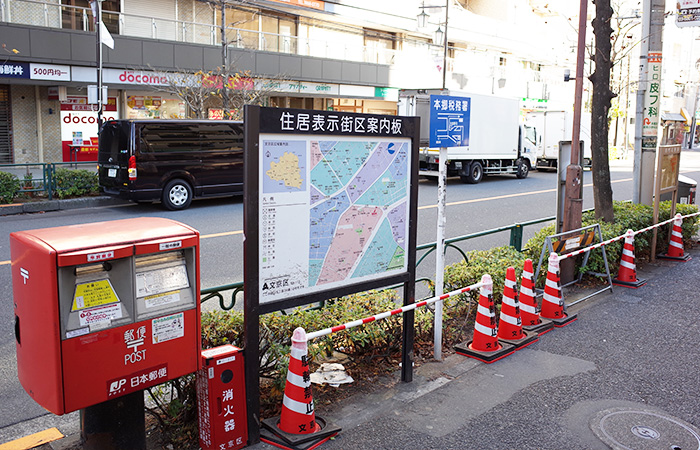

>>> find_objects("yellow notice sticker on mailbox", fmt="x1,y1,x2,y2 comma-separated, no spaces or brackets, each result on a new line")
72,279,120,311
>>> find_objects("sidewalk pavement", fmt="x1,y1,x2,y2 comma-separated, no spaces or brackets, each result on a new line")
6,221,700,449
0,196,129,216
249,245,700,450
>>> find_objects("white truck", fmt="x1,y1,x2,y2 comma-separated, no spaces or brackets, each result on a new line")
525,110,592,170
397,89,537,184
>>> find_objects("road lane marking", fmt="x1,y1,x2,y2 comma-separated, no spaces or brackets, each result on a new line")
0,427,64,450
418,177,633,210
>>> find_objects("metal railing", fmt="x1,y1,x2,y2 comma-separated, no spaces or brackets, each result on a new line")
0,161,97,200
2,0,404,65
199,213,566,311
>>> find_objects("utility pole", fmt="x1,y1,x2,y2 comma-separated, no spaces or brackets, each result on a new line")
563,0,588,234
633,0,665,205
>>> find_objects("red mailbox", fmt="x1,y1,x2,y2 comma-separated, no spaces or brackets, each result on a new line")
197,345,248,450
11,218,201,415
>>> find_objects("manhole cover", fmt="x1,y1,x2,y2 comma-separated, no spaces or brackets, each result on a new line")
590,407,700,450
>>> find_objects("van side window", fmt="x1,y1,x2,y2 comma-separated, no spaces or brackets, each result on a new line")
141,124,201,153
199,124,244,152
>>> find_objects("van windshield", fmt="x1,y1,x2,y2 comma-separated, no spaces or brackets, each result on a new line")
98,122,129,163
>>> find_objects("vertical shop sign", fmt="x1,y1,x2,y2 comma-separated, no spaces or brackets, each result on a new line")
642,52,662,148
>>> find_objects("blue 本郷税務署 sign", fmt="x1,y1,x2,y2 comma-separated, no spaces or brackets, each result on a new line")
429,94,470,148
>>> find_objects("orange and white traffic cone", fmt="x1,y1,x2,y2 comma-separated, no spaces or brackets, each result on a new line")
659,213,691,261
518,259,554,335
540,253,577,327
497,266,538,349
613,229,647,288
260,327,340,450
455,274,515,363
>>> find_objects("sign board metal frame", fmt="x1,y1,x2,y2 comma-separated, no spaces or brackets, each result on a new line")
651,144,682,259
243,105,420,443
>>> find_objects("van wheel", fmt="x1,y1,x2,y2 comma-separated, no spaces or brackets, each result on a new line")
162,179,192,210
461,161,483,184
516,159,529,179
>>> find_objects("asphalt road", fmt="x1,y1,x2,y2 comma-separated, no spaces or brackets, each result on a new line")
2,154,700,444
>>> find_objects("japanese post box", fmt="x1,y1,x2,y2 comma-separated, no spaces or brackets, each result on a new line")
197,345,248,450
11,217,201,415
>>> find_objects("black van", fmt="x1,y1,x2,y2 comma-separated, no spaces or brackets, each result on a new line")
98,119,244,210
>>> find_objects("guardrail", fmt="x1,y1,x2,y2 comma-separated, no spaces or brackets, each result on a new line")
0,161,97,200
199,211,576,311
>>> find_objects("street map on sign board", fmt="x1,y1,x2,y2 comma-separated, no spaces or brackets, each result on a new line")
259,136,410,303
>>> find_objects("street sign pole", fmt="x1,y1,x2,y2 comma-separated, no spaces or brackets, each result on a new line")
429,94,469,360
434,146,447,361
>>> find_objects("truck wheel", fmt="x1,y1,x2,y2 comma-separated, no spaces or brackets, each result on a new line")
462,161,483,184
516,159,529,179
162,179,193,210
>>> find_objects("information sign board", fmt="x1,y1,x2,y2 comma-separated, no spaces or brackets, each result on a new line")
248,108,418,308
429,94,470,148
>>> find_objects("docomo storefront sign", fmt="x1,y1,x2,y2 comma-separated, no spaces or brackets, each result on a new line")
110,70,170,86
72,67,172,86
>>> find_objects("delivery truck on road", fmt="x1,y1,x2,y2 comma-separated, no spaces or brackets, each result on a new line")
525,110,592,170
397,89,537,184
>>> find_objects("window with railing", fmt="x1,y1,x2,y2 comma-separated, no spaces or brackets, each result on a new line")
60,0,119,33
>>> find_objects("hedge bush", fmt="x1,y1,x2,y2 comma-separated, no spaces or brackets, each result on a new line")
0,171,20,203
53,168,99,199
524,200,699,284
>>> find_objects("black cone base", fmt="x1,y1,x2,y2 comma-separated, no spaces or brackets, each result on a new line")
612,277,647,288
657,253,691,262
542,313,578,328
454,340,515,363
522,318,554,335
260,415,341,449
498,329,539,350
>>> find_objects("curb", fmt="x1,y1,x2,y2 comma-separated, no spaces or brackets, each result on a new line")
0,196,130,216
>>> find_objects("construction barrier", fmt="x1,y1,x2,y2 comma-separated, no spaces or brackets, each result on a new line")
496,267,538,349
454,274,515,363
612,230,647,288
260,327,341,450
658,213,692,261
519,259,554,335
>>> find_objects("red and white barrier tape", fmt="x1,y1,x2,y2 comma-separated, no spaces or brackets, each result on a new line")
558,211,698,261
305,281,485,341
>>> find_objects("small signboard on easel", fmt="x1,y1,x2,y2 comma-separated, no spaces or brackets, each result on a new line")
651,144,682,260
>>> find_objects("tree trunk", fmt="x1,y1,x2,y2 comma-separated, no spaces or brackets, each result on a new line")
589,0,615,222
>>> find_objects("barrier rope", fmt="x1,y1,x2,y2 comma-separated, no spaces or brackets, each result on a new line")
305,281,485,341
558,212,700,261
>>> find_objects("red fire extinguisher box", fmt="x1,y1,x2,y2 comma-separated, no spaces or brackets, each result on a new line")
197,345,248,450
10,218,201,415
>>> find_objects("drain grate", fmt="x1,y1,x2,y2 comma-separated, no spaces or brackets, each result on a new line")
590,407,700,450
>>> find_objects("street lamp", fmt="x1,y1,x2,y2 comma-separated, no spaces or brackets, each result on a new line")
416,1,449,89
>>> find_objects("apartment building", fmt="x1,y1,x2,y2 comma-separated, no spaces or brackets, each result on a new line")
0,0,577,164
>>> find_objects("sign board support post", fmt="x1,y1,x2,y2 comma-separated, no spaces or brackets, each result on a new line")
428,94,470,360
81,390,146,450
433,147,447,361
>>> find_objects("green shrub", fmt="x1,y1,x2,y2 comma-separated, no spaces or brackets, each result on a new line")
443,246,528,305
523,201,699,285
53,168,99,199
0,171,20,203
